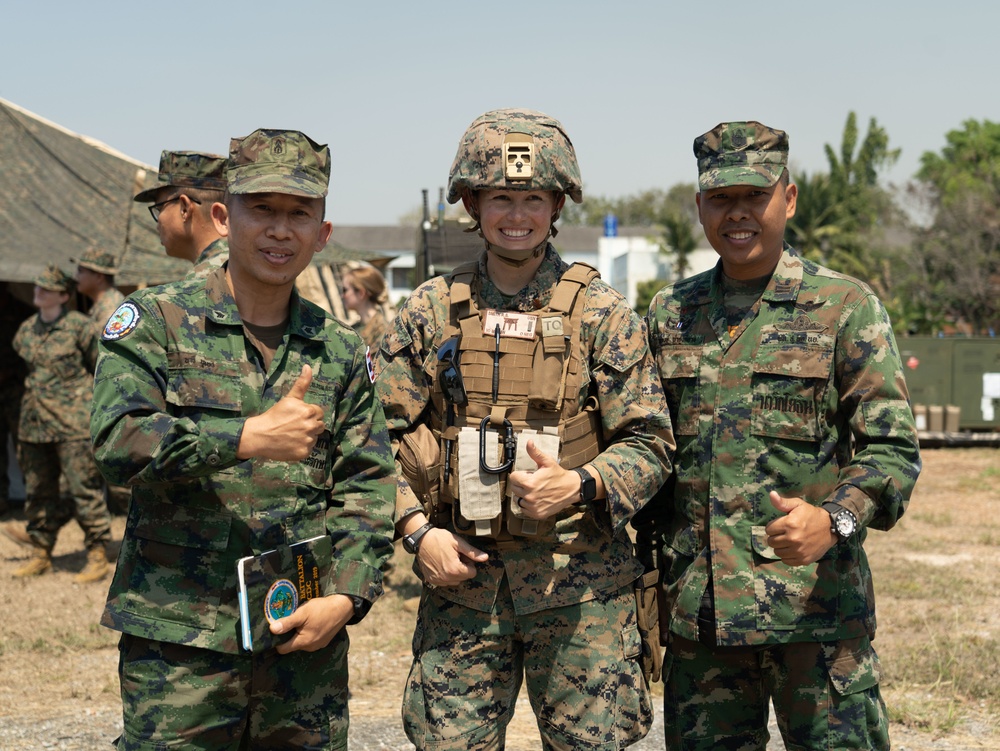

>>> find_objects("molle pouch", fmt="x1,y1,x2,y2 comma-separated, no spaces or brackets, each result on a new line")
457,426,502,537
397,423,442,513
528,314,568,410
506,427,559,538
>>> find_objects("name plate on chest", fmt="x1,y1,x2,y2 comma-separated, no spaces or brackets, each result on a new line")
483,309,538,340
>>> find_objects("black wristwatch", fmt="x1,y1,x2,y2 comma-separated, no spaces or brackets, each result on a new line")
402,522,434,554
573,467,597,502
822,502,857,541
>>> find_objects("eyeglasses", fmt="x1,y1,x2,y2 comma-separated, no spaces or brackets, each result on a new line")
148,195,201,223
436,337,467,407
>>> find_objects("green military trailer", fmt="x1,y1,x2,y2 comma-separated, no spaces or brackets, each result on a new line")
897,336,1000,435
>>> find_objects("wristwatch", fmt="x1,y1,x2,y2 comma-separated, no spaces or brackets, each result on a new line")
573,467,597,503
822,502,857,541
402,522,434,555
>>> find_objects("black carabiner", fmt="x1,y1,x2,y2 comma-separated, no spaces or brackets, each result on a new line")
479,416,516,475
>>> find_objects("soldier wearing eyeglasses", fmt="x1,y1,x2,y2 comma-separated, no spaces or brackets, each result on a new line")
375,109,675,750
133,150,229,276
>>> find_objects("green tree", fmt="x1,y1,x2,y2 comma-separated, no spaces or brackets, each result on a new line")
658,212,698,281
908,119,1000,334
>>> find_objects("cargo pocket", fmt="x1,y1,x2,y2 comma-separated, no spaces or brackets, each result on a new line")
614,623,654,747
752,526,838,630
825,637,889,748
124,502,231,631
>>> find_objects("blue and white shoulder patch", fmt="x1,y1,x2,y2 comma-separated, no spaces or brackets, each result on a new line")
103,302,141,341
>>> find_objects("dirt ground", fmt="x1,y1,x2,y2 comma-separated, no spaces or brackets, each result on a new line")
0,448,996,750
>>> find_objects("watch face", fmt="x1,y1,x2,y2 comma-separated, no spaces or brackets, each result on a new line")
835,513,855,537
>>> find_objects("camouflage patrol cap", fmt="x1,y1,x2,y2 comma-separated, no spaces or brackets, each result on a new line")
446,109,583,204
227,129,330,198
34,263,75,293
694,121,789,190
133,151,228,203
71,247,118,275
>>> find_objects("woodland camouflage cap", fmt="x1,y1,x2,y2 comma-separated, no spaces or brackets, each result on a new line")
34,263,75,292
446,109,583,204
227,129,330,198
71,247,118,275
133,151,227,202
694,121,789,190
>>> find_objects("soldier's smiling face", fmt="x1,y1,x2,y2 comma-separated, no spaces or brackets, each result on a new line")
470,189,562,253
215,192,332,293
696,179,797,280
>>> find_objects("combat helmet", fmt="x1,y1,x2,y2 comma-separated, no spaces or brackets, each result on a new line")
446,109,583,205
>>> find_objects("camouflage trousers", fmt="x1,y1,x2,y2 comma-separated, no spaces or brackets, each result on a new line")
662,633,889,751
115,631,351,750
403,581,651,751
17,439,110,551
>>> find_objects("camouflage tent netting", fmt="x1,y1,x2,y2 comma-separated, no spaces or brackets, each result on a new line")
0,98,189,288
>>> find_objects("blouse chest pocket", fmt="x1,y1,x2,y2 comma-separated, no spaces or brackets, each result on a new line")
751,333,833,442
655,344,702,436
166,366,245,415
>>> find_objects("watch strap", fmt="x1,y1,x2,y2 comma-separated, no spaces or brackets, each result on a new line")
573,467,596,502
403,522,434,554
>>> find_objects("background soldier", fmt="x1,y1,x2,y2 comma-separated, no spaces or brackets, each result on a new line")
92,129,395,749
0,283,32,517
73,247,127,514
376,109,674,750
133,150,228,275
341,263,390,350
1,265,111,581
645,121,921,750
73,247,125,333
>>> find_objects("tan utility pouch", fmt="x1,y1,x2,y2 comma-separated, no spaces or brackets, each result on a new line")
506,427,559,538
457,426,502,537
635,569,664,684
397,423,441,512
528,314,569,410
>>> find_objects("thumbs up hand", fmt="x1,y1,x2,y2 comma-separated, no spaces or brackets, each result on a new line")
509,440,599,521
238,364,327,462
764,491,837,566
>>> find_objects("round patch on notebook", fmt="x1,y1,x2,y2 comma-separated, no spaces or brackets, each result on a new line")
264,579,299,623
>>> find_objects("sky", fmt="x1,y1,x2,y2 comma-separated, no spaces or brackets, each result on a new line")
3,1,998,226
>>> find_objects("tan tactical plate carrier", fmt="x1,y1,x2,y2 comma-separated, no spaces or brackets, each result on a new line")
428,262,604,543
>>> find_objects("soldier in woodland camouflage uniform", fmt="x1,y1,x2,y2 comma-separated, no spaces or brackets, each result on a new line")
375,109,675,751
92,129,395,750
133,150,229,275
73,247,125,333
73,247,128,514
0,265,112,581
643,121,921,750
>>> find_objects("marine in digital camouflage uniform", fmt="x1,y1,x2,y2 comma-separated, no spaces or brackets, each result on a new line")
133,149,229,275
73,247,125,336
92,129,395,751
72,247,127,513
375,109,675,751
1,265,111,581
643,121,921,751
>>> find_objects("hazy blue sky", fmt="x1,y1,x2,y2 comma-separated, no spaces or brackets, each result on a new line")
3,1,997,225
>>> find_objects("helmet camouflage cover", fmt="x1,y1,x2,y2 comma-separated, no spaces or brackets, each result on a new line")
446,109,583,205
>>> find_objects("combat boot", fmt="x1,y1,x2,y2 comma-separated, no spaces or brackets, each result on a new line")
13,548,52,577
74,546,111,583
1,521,38,549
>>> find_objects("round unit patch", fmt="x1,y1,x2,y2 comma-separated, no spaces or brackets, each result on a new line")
103,302,141,341
264,579,299,624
